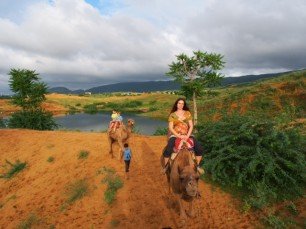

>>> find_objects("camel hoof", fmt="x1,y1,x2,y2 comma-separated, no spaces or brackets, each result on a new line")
186,210,195,218
178,218,186,228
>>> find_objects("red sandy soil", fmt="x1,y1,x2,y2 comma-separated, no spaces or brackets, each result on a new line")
0,129,263,229
0,99,67,117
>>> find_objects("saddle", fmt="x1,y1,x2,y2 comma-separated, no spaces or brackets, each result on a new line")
170,145,196,162
174,138,194,153
110,122,121,133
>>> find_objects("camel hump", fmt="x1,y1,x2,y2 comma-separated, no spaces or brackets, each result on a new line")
173,148,196,169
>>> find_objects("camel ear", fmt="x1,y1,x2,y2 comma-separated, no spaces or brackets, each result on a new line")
194,174,200,181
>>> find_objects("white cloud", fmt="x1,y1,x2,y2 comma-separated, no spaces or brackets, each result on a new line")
0,0,305,93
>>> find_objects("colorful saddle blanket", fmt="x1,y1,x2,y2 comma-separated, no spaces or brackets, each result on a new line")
174,138,194,152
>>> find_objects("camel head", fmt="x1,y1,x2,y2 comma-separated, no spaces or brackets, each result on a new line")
127,119,135,128
179,166,199,199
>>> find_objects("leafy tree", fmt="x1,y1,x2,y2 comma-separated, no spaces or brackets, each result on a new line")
9,69,47,111
167,51,225,125
8,68,57,130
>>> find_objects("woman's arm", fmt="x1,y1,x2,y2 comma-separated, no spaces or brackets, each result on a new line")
185,119,193,139
169,121,181,138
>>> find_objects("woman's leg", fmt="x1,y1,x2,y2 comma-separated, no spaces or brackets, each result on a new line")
190,136,204,165
163,137,176,166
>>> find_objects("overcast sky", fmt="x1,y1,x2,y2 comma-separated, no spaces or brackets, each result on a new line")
0,0,305,93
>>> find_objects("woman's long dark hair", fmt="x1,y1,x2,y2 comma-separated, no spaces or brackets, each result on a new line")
169,98,190,114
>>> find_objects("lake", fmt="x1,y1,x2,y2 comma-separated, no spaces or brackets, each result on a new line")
54,112,167,135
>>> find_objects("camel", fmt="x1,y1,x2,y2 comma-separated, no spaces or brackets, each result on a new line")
161,147,200,226
107,119,135,160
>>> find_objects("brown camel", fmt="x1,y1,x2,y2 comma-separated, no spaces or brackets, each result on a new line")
107,119,135,160
161,147,200,226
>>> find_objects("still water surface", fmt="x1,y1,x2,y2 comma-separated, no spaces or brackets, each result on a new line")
54,112,167,135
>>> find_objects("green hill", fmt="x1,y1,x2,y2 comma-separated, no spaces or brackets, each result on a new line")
195,70,306,124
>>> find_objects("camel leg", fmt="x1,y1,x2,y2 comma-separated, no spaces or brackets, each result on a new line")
177,194,187,227
187,201,195,218
118,139,124,161
166,173,171,194
108,137,114,158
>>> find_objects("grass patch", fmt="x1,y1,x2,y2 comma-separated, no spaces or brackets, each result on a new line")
0,118,6,128
78,150,89,159
47,156,55,163
262,214,287,229
64,179,89,205
286,202,299,216
153,126,168,136
83,104,98,114
110,219,120,228
100,166,123,204
67,106,78,114
97,166,115,175
0,195,17,209
0,160,27,179
17,213,40,229
59,179,90,211
46,144,55,148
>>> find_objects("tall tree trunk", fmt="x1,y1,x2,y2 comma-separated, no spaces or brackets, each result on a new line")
193,91,197,126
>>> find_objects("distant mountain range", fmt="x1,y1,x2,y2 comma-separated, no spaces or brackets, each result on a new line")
48,70,294,94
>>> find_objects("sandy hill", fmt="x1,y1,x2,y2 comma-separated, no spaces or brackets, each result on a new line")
0,130,261,228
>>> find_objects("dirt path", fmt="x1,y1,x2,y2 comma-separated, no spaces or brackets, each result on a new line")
106,136,258,228
0,130,259,228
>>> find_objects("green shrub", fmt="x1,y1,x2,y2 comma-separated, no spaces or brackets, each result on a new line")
110,219,120,227
148,106,158,112
197,115,306,208
64,179,89,204
153,127,168,136
68,106,78,115
17,213,40,229
103,100,143,110
103,102,121,110
0,118,6,128
97,166,115,175
83,104,98,114
252,96,276,110
286,202,299,216
124,100,143,108
47,156,55,163
262,214,286,229
149,100,157,105
101,167,123,204
0,160,27,179
8,110,58,130
78,150,89,159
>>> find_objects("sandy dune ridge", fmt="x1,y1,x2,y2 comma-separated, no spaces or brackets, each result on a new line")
0,129,260,228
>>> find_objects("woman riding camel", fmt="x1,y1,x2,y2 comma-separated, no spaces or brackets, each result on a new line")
162,98,204,174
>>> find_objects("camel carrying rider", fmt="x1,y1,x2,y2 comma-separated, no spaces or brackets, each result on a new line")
162,98,204,174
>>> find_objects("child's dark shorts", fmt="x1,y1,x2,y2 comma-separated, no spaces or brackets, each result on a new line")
124,160,130,172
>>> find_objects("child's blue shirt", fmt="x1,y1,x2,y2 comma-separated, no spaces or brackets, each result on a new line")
117,115,123,121
123,148,132,161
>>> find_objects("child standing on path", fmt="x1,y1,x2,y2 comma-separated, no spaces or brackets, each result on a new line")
123,143,132,180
